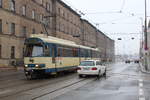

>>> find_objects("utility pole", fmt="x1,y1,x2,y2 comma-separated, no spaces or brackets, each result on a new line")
144,0,148,50
144,0,148,70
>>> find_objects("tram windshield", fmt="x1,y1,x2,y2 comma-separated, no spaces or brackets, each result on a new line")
24,45,44,57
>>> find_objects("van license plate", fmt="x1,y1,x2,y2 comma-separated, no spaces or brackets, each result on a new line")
83,67,90,70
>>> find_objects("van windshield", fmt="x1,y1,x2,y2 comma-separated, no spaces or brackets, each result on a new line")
80,61,95,66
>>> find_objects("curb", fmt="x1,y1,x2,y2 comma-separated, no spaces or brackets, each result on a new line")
0,66,24,72
139,63,150,74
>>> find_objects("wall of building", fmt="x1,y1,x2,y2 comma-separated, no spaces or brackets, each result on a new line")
81,20,97,47
0,0,54,66
55,0,82,44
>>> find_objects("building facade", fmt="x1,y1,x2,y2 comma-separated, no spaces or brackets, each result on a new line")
0,0,114,67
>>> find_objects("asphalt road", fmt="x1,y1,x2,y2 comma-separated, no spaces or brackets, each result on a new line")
0,62,149,100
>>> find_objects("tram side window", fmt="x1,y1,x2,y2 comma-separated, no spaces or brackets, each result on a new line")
85,50,89,57
72,48,78,57
94,52,97,58
62,48,73,57
44,45,50,57
92,51,96,58
80,49,86,57
0,45,1,58
88,50,91,57
57,47,62,57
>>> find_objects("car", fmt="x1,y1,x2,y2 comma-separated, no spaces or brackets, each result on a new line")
125,60,130,63
134,60,139,63
77,60,106,78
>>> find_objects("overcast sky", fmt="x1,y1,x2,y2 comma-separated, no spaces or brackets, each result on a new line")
62,0,150,55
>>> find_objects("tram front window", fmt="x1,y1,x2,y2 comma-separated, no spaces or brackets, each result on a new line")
25,45,44,57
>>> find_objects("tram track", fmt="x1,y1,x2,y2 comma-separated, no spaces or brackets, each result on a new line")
0,73,75,90
0,74,87,99
32,78,94,100
1,78,96,100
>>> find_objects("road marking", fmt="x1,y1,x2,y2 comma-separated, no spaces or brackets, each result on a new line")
139,79,145,100
139,83,143,87
139,89,143,95
139,79,143,82
139,97,145,100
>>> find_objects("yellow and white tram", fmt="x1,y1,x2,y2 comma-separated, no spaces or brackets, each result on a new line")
24,34,101,79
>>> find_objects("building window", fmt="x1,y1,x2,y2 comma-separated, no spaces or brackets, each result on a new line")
32,10,35,19
49,4,51,11
9,23,15,34
0,0,2,8
32,28,35,34
21,26,26,36
22,5,26,16
10,0,15,12
58,21,60,31
11,46,15,59
40,14,43,22
46,2,50,11
58,8,61,15
62,10,64,17
0,19,2,33
0,45,1,58
40,0,43,5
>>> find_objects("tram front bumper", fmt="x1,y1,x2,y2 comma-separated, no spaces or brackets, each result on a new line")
24,68,34,75
24,68,46,75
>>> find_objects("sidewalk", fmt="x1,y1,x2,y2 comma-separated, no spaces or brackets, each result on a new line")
0,66,24,72
139,62,150,74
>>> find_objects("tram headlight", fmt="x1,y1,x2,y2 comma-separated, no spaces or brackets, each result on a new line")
25,65,28,67
35,64,39,67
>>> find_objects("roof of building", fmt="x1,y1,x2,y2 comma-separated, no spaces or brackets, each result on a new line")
57,0,81,17
81,19,114,42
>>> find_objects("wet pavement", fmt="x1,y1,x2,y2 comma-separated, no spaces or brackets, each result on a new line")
0,62,150,100
53,62,139,100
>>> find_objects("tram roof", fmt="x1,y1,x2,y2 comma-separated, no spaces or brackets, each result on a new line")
78,45,99,51
30,34,79,47
30,34,100,51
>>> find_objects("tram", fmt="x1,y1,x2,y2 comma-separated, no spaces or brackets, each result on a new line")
24,34,101,79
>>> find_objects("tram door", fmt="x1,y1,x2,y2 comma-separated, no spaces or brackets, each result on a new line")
56,47,63,68
51,44,57,72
